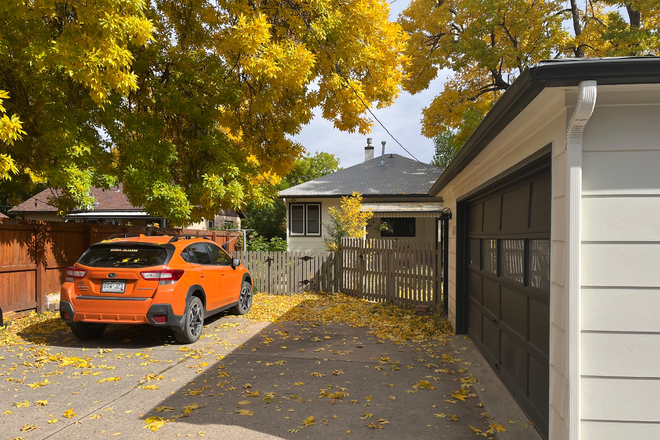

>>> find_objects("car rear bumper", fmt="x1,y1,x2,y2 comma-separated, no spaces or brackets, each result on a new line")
61,285,185,329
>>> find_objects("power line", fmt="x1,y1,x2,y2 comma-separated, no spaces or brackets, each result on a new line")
285,0,421,163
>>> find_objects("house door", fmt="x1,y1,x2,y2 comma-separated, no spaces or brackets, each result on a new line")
463,161,551,438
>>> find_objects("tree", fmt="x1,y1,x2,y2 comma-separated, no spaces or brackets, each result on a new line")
324,192,373,252
0,0,407,225
399,0,660,142
242,151,341,241
284,152,342,188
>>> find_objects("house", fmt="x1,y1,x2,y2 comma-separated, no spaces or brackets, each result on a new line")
431,57,660,440
279,142,444,252
8,186,241,229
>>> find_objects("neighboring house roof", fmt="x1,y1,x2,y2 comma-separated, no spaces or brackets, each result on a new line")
9,185,140,215
430,57,660,196
280,154,443,198
360,202,444,218
0,212,8,219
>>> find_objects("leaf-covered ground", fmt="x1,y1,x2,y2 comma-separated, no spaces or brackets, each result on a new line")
0,293,537,440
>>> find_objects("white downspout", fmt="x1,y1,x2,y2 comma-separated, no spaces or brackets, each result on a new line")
566,80,597,440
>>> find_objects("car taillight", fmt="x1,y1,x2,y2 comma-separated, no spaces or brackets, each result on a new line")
66,267,87,283
140,269,184,285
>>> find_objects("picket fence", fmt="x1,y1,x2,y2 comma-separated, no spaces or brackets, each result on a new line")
340,237,440,308
233,238,441,309
231,251,339,295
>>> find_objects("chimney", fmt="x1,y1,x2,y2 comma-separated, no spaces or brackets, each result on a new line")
379,141,387,166
365,138,374,161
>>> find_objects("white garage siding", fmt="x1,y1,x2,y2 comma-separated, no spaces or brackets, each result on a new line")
580,88,660,439
437,87,571,439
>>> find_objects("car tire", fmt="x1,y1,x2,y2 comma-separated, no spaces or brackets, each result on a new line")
70,322,106,340
230,280,253,315
174,296,204,344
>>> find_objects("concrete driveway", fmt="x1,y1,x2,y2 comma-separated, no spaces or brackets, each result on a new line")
0,295,542,440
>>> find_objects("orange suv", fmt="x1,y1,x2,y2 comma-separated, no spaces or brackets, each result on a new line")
60,233,253,344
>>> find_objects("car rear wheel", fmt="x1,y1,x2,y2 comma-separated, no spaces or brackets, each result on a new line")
70,322,106,340
230,281,253,315
174,296,204,344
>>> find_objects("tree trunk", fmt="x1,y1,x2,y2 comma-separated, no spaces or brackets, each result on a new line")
570,0,584,57
626,2,641,30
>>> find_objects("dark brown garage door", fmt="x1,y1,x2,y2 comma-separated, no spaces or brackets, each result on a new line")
467,171,550,438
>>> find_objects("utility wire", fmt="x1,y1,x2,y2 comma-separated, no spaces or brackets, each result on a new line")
285,0,422,163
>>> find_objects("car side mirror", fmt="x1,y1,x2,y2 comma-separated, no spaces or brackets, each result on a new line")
231,258,240,268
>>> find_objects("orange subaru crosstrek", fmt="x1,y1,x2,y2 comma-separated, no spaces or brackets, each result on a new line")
60,233,253,344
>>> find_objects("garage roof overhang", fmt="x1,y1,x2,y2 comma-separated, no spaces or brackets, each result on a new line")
429,57,660,196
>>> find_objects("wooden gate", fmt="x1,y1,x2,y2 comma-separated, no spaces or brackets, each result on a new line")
232,251,339,294
341,238,441,309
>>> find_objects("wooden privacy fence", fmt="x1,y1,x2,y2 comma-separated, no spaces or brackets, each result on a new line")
0,221,239,314
341,237,441,309
232,251,339,294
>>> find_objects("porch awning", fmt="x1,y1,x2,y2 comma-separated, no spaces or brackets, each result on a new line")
359,202,444,218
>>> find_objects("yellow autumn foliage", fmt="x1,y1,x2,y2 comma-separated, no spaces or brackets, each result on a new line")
400,0,660,140
325,192,373,252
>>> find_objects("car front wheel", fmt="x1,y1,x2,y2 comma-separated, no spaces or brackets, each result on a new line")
231,280,253,315
174,296,204,344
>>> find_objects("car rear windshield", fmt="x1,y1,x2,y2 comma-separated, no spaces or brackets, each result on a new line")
78,244,169,268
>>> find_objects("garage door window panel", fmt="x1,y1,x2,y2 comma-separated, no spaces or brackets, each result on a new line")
529,240,550,291
470,239,480,267
501,239,525,284
482,239,498,274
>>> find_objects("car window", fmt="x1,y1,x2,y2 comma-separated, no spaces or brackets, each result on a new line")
78,245,168,268
188,243,212,265
205,242,232,266
181,246,197,264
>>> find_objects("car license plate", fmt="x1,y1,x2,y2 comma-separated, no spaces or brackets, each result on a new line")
101,280,126,293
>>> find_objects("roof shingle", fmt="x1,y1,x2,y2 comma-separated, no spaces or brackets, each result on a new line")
9,185,140,213
279,154,443,198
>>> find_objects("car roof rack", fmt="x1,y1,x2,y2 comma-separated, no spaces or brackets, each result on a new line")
106,232,142,240
168,234,212,243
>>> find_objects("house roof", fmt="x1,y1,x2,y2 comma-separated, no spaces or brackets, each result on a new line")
279,154,443,198
0,212,8,219
9,185,140,214
429,57,660,196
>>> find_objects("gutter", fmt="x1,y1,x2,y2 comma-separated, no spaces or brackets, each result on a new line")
429,57,660,196
565,80,597,440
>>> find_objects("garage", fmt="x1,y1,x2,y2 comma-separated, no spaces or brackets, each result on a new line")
462,155,551,437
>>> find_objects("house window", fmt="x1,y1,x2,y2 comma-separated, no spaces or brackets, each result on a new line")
380,217,416,237
208,220,214,229
289,203,321,236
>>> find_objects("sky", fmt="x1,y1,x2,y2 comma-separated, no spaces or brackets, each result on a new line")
292,0,449,169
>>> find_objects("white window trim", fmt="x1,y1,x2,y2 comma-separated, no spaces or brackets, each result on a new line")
305,204,321,237
289,203,322,237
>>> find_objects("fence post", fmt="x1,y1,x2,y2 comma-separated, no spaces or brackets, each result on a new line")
388,241,395,303
34,225,46,312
